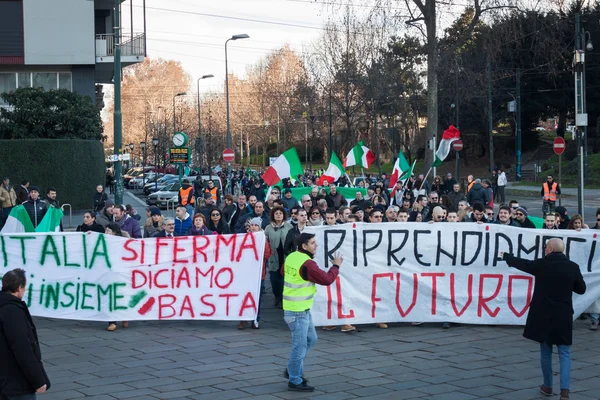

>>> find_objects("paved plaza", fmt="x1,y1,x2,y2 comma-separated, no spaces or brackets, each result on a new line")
38,292,600,400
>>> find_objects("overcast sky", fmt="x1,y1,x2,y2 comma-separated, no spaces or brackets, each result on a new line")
120,0,330,94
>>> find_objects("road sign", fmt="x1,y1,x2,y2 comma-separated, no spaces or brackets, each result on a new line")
222,148,235,162
169,147,190,164
452,139,463,151
553,137,566,155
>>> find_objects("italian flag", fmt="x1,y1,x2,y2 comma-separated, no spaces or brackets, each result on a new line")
0,205,34,233
389,152,414,188
344,141,376,169
35,206,64,232
317,152,344,186
432,125,461,167
261,148,304,187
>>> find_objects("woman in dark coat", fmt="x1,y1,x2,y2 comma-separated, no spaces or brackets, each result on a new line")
502,238,586,400
207,208,231,235
76,211,105,233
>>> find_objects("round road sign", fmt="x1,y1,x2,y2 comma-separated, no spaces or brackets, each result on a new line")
553,137,565,155
452,139,463,151
222,148,235,162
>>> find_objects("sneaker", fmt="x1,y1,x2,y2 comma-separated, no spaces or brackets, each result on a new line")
539,385,552,396
122,321,129,328
107,323,117,332
251,321,260,329
237,321,247,330
283,368,308,384
340,324,356,333
591,321,598,331
288,381,314,392
376,323,388,329
441,322,451,329
322,326,337,331
411,322,424,326
560,389,570,400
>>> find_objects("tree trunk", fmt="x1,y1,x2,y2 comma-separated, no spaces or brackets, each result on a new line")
424,0,438,175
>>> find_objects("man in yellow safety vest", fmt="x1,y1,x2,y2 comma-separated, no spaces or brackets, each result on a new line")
282,233,342,392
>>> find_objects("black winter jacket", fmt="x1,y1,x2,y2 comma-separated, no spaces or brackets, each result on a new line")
0,292,51,396
22,199,48,228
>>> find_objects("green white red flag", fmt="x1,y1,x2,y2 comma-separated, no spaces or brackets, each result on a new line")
317,152,344,186
261,148,304,187
432,125,461,167
344,141,376,169
389,152,414,188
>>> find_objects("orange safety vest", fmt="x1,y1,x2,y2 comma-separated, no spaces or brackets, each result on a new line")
543,181,558,201
205,186,218,202
179,186,195,205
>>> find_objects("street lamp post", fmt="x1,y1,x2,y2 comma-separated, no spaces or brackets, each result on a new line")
574,13,593,218
129,143,135,168
197,74,214,175
152,137,159,192
140,141,146,186
225,33,249,194
173,92,187,134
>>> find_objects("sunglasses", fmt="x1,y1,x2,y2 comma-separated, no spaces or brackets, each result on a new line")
311,212,321,215
211,213,220,217
512,206,519,210
372,215,383,218
516,213,524,216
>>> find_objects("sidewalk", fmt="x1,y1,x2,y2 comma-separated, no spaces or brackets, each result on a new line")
506,182,600,199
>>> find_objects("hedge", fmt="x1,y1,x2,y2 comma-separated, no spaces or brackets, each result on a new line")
0,139,105,209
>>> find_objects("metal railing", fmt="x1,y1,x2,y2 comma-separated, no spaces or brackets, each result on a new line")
61,204,72,228
166,198,178,215
95,33,146,57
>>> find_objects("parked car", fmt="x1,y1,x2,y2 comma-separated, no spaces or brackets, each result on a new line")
143,174,179,195
352,176,378,187
128,172,161,189
146,183,180,208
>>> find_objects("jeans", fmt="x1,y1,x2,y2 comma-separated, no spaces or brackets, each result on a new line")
269,271,283,302
540,342,571,391
497,186,505,204
1,394,37,400
284,310,317,385
256,280,265,322
590,313,599,323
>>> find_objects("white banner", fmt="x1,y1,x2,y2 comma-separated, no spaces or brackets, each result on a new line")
307,223,600,325
0,232,265,321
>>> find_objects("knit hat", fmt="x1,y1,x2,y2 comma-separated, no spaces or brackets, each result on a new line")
104,199,115,209
150,206,161,216
555,206,568,218
29,186,40,193
515,206,528,217
250,217,263,226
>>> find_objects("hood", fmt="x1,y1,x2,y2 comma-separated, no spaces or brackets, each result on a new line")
0,291,23,308
471,183,484,190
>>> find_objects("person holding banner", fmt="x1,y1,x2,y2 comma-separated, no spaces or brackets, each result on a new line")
501,239,586,400
104,224,130,331
238,218,272,330
283,233,343,392
0,268,51,399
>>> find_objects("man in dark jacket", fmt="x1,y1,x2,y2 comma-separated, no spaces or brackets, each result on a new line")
466,179,488,206
447,183,466,212
0,269,51,398
555,206,571,230
514,206,536,229
325,185,346,209
501,239,586,400
15,180,29,205
113,204,142,238
21,186,47,228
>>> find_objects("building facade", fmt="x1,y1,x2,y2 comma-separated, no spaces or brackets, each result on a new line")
0,0,145,107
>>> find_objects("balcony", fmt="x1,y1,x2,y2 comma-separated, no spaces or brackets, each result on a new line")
95,33,145,60
95,33,145,83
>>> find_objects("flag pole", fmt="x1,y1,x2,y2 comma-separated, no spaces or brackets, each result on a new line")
419,167,432,191
345,172,354,187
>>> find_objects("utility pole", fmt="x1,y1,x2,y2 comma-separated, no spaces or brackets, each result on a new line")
113,0,123,205
516,67,522,181
372,99,382,176
574,13,586,217
329,90,333,155
487,58,494,174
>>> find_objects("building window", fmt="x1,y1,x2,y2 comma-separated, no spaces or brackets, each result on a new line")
33,72,58,91
0,73,17,105
58,73,72,91
17,72,30,88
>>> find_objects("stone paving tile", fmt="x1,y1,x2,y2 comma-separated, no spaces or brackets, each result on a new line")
33,293,600,400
